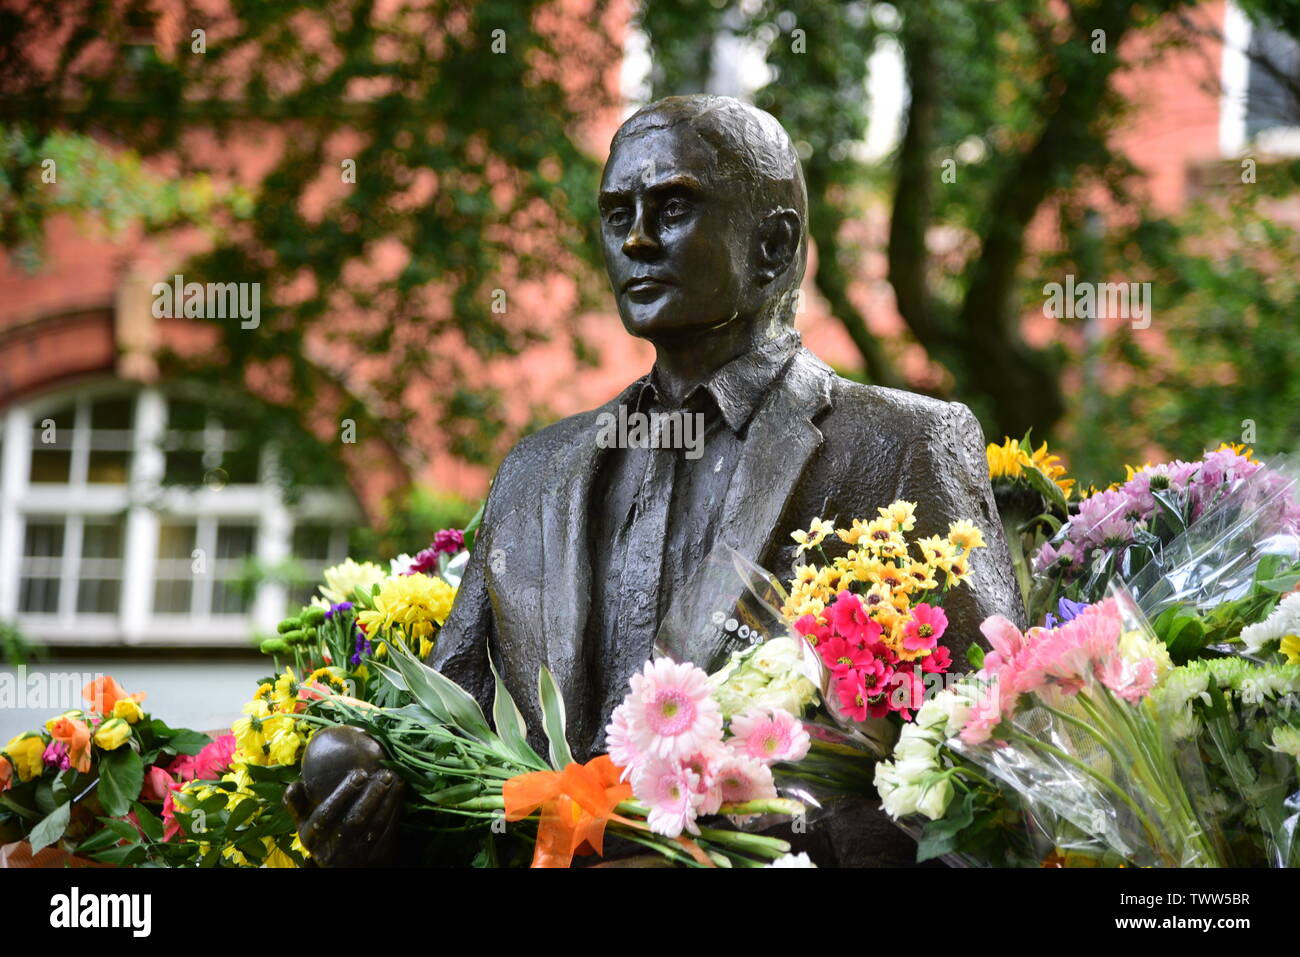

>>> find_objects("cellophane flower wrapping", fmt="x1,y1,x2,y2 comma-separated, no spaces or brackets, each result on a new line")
947,587,1232,868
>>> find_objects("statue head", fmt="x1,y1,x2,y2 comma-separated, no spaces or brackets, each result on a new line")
599,94,808,343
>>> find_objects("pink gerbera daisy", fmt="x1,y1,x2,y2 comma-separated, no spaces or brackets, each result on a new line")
728,708,811,765
624,658,723,762
633,759,702,837
604,703,641,777
715,754,777,805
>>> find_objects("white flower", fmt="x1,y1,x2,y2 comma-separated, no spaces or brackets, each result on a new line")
767,852,816,868
750,637,803,677
880,779,923,819
892,725,940,765
916,688,972,737
916,778,954,821
1240,593,1300,654
389,553,417,576
1269,725,1300,758
318,558,387,605
1119,627,1173,678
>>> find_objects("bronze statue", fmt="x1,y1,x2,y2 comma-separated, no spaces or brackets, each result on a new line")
287,94,1024,866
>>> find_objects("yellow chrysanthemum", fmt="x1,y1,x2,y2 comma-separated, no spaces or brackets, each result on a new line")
878,500,918,532
904,559,939,591
947,520,987,552
357,573,456,645
791,517,835,554
862,516,907,558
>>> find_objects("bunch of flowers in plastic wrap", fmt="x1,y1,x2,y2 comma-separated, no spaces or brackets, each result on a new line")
780,501,987,726
1031,446,1300,624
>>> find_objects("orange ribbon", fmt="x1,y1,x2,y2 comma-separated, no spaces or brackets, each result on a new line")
503,755,714,868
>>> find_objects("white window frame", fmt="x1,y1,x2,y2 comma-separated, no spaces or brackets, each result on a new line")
0,378,359,647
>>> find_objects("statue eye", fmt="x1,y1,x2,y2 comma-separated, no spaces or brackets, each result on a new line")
604,207,632,228
661,198,690,220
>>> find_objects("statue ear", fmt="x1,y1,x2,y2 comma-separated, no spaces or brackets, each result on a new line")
755,207,801,285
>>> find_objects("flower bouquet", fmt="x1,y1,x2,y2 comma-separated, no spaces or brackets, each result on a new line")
0,677,211,863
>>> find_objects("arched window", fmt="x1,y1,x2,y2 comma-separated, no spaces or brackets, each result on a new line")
0,380,358,645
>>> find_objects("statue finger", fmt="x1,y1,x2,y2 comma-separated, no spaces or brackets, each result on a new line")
340,771,400,840
302,769,368,846
284,780,310,824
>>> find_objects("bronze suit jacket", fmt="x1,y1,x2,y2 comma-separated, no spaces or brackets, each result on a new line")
429,346,1024,865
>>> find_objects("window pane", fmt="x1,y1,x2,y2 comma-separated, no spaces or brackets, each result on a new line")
29,405,75,484
163,399,207,485
153,522,196,614
90,397,134,431
18,521,64,613
213,523,257,616
289,524,342,609
77,518,125,613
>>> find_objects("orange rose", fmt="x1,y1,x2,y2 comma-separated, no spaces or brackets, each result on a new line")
82,676,145,716
46,714,92,773
0,755,12,793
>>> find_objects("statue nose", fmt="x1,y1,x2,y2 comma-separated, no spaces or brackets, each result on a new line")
622,210,660,257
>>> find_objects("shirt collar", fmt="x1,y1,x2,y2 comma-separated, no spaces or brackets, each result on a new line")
639,329,801,434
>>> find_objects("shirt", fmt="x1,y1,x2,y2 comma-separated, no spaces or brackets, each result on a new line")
584,329,802,738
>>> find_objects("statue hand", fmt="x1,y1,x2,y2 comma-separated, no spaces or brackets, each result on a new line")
284,725,405,867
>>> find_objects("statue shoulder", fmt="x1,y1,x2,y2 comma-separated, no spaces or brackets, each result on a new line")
485,395,630,504
824,375,981,441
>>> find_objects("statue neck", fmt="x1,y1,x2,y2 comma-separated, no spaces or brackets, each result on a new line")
647,318,777,407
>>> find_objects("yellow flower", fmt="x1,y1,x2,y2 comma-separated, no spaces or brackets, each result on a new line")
357,573,456,646
987,438,1026,481
917,535,957,568
903,560,939,591
1281,634,1300,666
987,437,1074,497
793,564,818,585
93,718,132,751
945,554,974,588
836,520,867,546
947,520,987,552
112,698,145,724
878,500,917,532
874,561,910,592
268,727,304,766
221,844,251,867
272,670,299,709
862,517,906,558
791,517,835,554
262,838,299,868
2,734,46,782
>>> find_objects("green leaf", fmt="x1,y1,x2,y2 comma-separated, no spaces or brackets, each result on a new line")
966,644,985,670
537,667,573,770
132,801,164,842
76,826,124,854
387,642,495,744
98,747,144,818
28,801,71,855
488,649,546,770
165,730,212,756
915,791,975,863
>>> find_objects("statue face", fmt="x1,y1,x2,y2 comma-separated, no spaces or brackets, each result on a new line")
599,124,759,340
